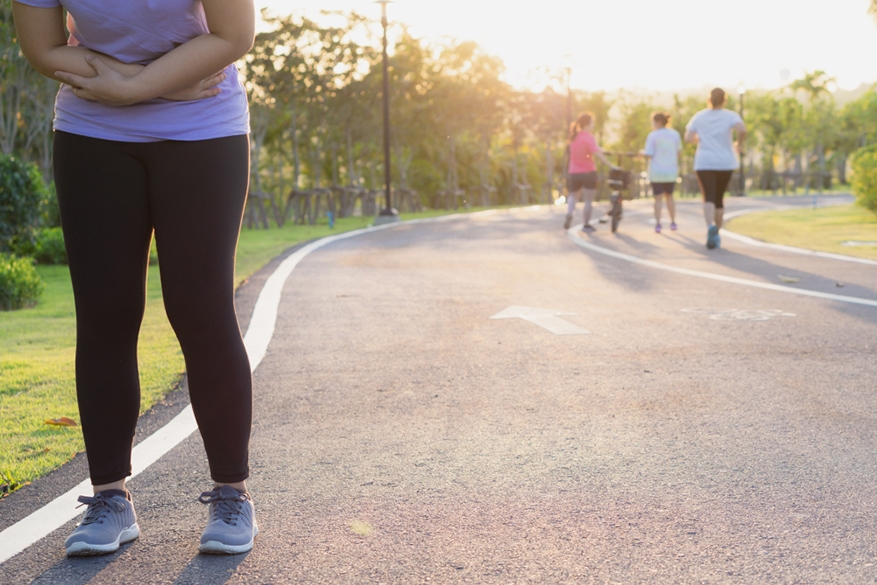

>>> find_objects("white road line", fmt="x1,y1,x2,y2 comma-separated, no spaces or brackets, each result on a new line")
567,229,877,308
0,209,508,565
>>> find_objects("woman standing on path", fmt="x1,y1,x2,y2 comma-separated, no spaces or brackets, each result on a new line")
641,112,682,233
13,0,258,556
685,88,746,249
564,112,619,231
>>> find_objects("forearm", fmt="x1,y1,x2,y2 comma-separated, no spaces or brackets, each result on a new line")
124,34,251,103
13,4,142,82
14,0,253,106
31,45,144,83
595,151,615,167
126,0,254,102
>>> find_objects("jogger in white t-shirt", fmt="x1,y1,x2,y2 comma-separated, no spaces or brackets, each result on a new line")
685,88,747,249
641,112,682,234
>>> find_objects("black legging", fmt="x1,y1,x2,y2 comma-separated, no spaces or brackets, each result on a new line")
53,131,252,485
695,170,733,209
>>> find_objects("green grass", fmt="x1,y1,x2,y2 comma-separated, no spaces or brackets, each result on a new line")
727,203,877,260
0,208,488,492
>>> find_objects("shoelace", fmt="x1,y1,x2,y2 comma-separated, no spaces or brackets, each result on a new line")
76,493,127,526
198,488,249,526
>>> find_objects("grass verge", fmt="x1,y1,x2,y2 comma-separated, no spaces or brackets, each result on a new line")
0,208,489,493
727,203,877,261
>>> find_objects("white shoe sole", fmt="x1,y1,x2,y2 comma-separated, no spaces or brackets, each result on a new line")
66,524,140,556
199,524,258,555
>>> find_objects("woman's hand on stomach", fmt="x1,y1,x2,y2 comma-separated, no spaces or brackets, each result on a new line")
55,57,227,106
162,70,226,102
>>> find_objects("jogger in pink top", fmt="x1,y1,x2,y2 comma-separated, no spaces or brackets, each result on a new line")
564,112,619,231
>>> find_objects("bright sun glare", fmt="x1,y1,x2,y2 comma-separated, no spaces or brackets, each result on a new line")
255,0,877,93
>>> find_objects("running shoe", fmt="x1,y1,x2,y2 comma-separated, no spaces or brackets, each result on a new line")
715,232,721,248
582,224,596,232
563,215,572,230
670,222,677,231
65,490,140,556
706,225,718,249
655,223,662,234
198,485,258,554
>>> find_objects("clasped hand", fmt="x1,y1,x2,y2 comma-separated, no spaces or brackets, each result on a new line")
54,54,226,106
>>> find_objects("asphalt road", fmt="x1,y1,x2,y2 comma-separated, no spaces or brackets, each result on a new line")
2,195,876,584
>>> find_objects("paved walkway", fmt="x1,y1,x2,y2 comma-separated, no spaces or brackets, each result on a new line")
1,196,876,584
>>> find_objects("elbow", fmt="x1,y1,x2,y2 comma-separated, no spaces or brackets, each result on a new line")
232,32,255,60
19,48,59,80
215,32,254,63
215,23,255,62
220,34,255,64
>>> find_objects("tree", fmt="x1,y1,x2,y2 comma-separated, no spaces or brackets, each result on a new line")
787,71,839,188
0,6,58,180
788,70,836,102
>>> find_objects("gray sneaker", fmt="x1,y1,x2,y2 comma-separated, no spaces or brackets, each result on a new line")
65,490,140,556
198,485,258,554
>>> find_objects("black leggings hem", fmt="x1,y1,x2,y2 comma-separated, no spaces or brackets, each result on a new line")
696,170,733,209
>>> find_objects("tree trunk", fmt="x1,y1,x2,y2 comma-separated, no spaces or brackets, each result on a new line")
346,126,357,186
545,143,554,204
331,142,339,186
291,114,300,191
0,66,24,154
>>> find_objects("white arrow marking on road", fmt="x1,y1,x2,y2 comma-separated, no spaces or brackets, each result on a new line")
490,306,589,335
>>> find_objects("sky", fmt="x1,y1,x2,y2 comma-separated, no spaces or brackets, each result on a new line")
254,0,877,94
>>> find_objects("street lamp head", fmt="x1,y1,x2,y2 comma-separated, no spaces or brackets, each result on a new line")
374,0,391,25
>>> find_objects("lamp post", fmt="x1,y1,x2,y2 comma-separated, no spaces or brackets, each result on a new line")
563,54,573,194
737,85,746,196
564,56,573,131
375,0,399,224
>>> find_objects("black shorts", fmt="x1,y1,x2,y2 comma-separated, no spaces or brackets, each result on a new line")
567,172,598,192
651,182,675,196
696,170,734,209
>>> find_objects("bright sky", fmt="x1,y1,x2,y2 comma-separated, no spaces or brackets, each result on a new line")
255,0,877,93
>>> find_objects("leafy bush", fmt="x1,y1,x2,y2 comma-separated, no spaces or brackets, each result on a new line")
851,144,877,214
7,227,67,264
0,253,44,311
32,227,67,265
0,154,50,253
41,182,61,229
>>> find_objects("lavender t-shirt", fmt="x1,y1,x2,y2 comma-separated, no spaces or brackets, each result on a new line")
14,0,250,142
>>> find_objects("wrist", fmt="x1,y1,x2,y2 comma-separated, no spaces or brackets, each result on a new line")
115,75,148,106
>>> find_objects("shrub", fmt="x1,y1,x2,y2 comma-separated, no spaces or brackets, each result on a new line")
851,144,877,214
0,253,44,311
32,227,67,265
0,154,50,253
7,227,67,264
41,182,61,229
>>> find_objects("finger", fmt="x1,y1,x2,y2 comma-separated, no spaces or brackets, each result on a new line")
84,54,113,75
204,72,227,89
55,70,90,87
71,86,98,102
